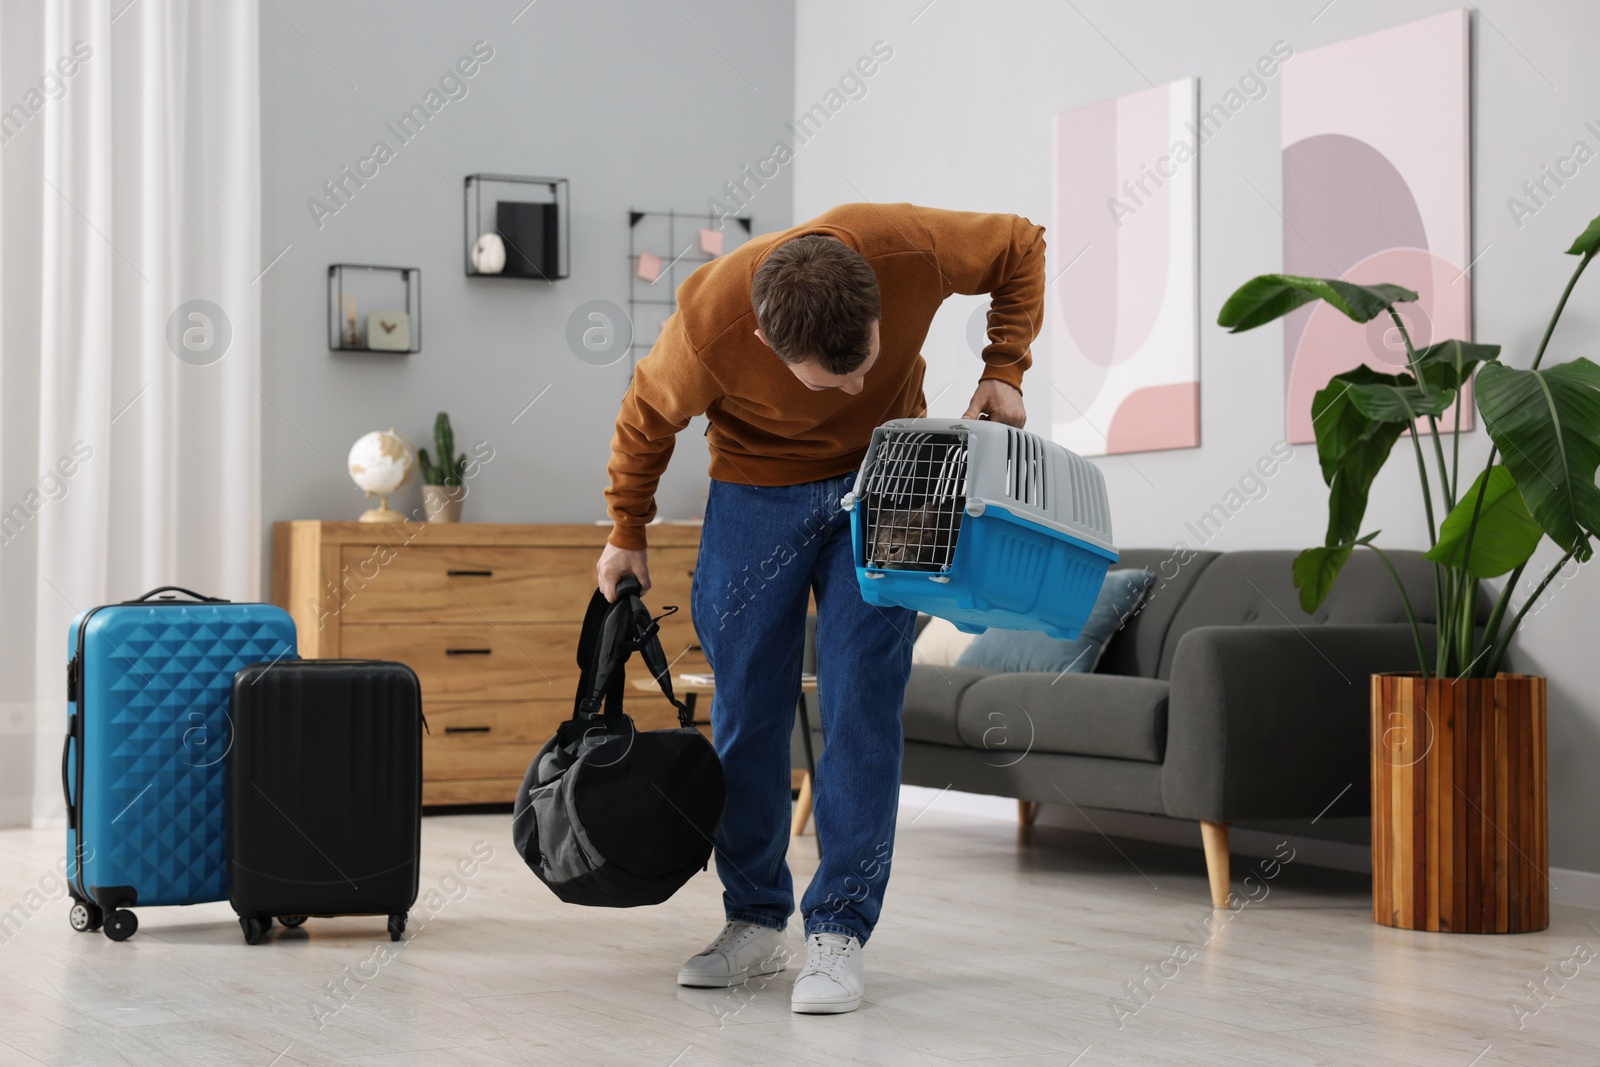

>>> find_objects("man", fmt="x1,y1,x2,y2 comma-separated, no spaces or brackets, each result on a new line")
597,202,1043,1014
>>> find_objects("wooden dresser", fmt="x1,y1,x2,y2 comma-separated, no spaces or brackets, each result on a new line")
271,522,705,805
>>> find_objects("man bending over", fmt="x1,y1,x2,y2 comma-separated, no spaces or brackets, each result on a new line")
598,202,1043,1014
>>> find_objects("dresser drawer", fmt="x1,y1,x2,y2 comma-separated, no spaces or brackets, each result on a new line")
337,545,702,624
339,622,710,701
423,777,522,806
644,547,699,610
335,546,588,623
423,698,706,783
424,702,564,781
340,624,567,701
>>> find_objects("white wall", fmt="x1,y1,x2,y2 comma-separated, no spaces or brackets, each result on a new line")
258,0,798,555
795,0,1600,874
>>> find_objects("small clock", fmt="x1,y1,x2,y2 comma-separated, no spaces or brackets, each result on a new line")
366,310,411,352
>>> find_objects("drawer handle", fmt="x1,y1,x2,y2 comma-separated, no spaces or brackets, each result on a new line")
445,648,493,656
447,569,494,577
444,726,492,734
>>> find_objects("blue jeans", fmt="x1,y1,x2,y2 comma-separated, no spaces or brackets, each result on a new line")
690,472,916,945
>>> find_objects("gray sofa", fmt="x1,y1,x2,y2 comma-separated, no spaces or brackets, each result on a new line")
800,548,1479,907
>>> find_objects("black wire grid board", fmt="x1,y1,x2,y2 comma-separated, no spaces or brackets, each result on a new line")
627,209,752,364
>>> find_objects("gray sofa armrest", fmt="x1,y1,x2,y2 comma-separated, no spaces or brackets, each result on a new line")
1160,624,1433,823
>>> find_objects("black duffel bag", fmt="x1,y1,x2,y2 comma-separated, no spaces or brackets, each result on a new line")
512,574,726,907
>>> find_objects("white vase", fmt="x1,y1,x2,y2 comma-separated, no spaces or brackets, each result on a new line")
422,484,465,523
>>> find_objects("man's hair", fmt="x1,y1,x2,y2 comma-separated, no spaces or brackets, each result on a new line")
750,235,880,374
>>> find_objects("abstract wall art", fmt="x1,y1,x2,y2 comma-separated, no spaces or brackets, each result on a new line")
1281,9,1472,444
1050,77,1199,457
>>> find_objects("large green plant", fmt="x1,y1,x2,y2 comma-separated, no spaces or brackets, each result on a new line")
1217,214,1600,678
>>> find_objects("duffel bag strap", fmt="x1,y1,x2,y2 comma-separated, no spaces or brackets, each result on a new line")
633,609,693,729
572,575,693,729
574,586,628,721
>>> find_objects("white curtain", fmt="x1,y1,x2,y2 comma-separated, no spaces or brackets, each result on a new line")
10,0,261,826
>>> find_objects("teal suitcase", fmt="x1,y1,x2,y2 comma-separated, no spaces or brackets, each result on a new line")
63,586,297,941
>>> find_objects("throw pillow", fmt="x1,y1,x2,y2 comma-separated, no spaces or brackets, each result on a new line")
911,615,980,666
954,568,1156,674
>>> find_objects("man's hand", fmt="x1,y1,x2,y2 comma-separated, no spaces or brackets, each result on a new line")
963,379,1026,428
597,543,651,602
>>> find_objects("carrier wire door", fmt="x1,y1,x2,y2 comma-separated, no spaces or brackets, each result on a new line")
860,431,969,574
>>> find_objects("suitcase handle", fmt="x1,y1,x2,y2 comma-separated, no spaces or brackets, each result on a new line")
125,585,229,604
61,727,76,824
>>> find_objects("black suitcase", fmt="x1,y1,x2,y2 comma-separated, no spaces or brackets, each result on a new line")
227,659,424,945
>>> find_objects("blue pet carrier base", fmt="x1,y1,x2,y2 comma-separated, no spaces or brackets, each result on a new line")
843,419,1117,640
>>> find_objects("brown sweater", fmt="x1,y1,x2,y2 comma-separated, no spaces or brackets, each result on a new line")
605,202,1046,550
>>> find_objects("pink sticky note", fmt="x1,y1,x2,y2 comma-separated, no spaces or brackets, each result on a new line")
636,251,661,283
698,228,723,256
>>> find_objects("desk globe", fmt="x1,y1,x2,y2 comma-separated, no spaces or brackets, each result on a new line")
347,429,414,522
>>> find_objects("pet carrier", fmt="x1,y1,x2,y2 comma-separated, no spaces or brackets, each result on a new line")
841,418,1117,640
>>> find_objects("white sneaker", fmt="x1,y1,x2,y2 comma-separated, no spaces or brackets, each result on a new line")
791,932,864,1014
677,921,792,988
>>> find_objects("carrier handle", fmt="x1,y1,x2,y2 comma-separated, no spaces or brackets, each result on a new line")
124,586,229,604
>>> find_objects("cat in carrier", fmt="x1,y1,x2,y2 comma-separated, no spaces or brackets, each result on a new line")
865,500,962,569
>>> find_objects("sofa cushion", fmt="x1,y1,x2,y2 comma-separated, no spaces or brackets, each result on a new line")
1094,549,1221,680
913,616,980,667
901,666,993,746
955,568,1155,674
954,673,1169,763
1154,549,1444,679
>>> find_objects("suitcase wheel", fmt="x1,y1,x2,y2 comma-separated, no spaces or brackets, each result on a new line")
103,909,137,942
240,916,272,945
278,915,307,929
387,913,407,942
69,900,103,933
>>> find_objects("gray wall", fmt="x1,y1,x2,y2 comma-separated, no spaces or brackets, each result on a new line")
260,0,797,566
793,0,1600,873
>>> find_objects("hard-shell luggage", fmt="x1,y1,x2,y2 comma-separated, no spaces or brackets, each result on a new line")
512,575,725,908
64,586,298,941
227,659,423,945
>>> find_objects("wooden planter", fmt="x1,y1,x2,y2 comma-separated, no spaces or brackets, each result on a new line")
1371,673,1548,933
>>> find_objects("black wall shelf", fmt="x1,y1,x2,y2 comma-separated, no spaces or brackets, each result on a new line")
327,264,420,353
465,174,569,280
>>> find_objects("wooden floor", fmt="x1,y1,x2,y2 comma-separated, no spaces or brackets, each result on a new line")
2,804,1598,1066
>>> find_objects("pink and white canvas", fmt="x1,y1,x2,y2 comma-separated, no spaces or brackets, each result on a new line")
1281,9,1472,443
1051,78,1199,457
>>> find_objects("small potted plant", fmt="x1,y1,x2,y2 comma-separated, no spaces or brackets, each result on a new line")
1218,212,1600,934
418,412,468,523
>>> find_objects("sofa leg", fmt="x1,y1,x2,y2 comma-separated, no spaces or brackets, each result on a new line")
1200,821,1230,909
1017,800,1040,827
